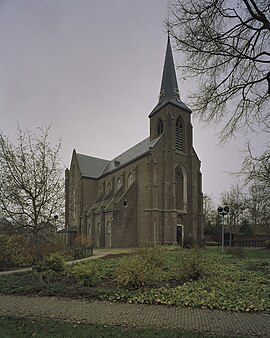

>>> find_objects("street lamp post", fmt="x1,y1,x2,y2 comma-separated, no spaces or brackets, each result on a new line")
217,206,229,253
54,215,59,234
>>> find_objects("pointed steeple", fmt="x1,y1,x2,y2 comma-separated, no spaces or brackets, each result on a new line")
159,34,180,101
149,34,191,117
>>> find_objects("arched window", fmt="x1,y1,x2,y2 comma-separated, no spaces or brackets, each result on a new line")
106,221,111,234
176,117,184,151
127,172,133,188
72,188,76,218
157,118,163,136
116,177,122,191
107,181,111,193
175,164,187,211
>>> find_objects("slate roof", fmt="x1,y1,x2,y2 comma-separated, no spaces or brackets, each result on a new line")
102,137,150,174
76,154,109,178
76,135,163,179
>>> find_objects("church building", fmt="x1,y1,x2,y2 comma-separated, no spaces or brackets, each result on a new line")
65,36,203,248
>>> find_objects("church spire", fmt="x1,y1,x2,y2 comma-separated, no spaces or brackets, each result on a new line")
159,33,180,102
149,34,191,117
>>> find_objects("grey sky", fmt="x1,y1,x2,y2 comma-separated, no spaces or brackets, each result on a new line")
0,0,266,203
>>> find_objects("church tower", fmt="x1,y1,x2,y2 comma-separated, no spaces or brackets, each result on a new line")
146,34,203,245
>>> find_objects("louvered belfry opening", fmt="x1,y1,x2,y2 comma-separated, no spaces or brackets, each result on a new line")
157,118,163,136
175,117,183,151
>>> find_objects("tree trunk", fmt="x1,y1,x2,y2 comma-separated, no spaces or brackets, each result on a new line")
34,231,44,283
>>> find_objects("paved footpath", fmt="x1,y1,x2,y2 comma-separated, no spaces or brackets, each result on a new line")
0,295,270,337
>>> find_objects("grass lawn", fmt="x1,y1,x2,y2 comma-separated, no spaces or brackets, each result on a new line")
0,246,269,313
0,316,225,338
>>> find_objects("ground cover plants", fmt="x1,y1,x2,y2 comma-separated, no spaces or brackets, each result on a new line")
0,246,269,313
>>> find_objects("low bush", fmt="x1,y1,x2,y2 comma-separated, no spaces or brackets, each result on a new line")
175,248,207,282
135,245,165,269
265,240,270,249
226,247,246,258
44,252,66,273
69,262,100,287
115,247,165,288
116,255,151,288
0,234,32,270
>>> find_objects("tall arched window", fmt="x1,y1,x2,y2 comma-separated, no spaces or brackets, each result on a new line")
175,164,187,211
72,188,76,218
127,172,133,188
116,177,122,191
106,221,111,234
157,118,163,136
176,116,184,151
107,181,111,193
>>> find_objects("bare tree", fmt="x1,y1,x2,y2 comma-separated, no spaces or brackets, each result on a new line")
220,184,245,247
202,194,218,234
168,0,270,140
243,143,270,185
0,126,64,277
244,182,270,235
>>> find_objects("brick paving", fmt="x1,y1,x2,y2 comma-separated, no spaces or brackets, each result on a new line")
0,295,270,337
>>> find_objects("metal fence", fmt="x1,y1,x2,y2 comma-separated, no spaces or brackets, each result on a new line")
217,240,266,248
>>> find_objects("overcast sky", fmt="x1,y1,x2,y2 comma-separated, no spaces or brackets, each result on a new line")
0,0,267,204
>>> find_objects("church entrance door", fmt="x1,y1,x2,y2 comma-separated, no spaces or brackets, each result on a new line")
176,224,184,247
